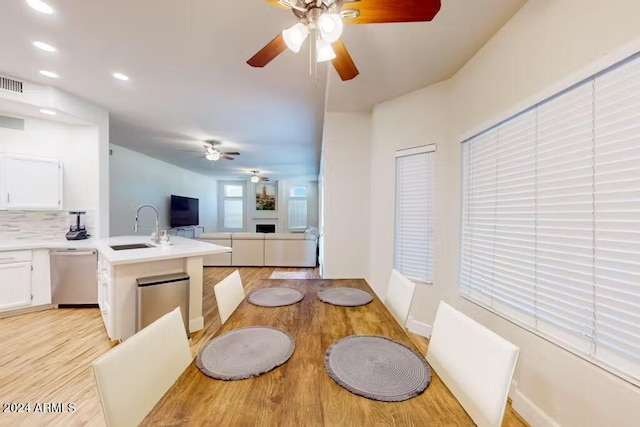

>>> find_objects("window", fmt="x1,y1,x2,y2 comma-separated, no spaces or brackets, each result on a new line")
223,183,244,230
288,186,308,230
394,145,436,284
461,54,640,384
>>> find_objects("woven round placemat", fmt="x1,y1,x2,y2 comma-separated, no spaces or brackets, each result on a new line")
317,287,373,307
324,335,431,402
247,287,305,307
197,327,295,380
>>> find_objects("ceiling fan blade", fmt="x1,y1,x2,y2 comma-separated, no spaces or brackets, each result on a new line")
221,152,240,156
331,40,359,81
221,155,235,160
180,149,202,153
247,34,287,68
341,0,441,24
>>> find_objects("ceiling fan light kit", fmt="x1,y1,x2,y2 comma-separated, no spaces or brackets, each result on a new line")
316,39,336,62
182,140,240,162
249,170,269,182
317,13,343,43
205,151,221,161
248,0,442,81
282,22,309,53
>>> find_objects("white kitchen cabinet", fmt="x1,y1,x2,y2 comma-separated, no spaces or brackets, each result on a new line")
2,154,63,210
0,251,32,311
97,254,115,339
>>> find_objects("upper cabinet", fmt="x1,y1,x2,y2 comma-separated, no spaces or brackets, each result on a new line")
0,154,63,211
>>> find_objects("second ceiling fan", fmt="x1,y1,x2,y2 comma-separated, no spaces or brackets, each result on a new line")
247,0,442,81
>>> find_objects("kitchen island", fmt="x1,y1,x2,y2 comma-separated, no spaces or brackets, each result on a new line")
95,235,230,341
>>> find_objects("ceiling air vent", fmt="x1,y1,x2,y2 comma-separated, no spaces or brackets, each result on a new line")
0,76,24,94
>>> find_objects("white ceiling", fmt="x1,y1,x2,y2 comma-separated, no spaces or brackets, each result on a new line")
0,0,525,180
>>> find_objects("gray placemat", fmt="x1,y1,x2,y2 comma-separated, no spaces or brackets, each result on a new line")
247,287,305,307
197,327,295,380
325,335,431,402
317,287,373,307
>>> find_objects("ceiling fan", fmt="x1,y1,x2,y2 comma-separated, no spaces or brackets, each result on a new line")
247,0,442,81
249,170,270,183
182,140,240,161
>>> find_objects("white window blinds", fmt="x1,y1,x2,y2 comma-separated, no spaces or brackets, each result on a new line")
223,184,244,230
224,200,243,229
394,145,435,283
288,199,307,229
461,54,640,383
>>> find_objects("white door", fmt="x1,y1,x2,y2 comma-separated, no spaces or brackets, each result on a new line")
4,155,62,210
0,262,32,311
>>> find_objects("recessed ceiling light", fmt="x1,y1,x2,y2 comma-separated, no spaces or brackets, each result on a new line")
33,41,56,52
40,109,57,116
39,70,59,78
112,72,129,81
26,0,53,14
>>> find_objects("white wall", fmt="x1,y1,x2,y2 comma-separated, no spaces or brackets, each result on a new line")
321,112,371,279
364,0,640,425
50,88,109,238
369,82,449,301
109,144,217,237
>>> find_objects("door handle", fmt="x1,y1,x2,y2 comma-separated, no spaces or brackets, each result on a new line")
51,251,97,256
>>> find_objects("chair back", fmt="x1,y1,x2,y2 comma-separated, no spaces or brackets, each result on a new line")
426,301,519,427
92,307,192,427
214,269,245,324
384,268,416,327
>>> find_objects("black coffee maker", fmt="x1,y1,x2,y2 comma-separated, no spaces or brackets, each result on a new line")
66,211,88,240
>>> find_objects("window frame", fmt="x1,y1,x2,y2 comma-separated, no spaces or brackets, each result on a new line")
459,52,640,387
288,185,308,232
393,144,436,285
219,181,246,232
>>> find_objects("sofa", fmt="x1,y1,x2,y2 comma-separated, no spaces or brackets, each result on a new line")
199,231,318,268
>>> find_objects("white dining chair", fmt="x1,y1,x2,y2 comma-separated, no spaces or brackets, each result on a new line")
214,269,245,324
426,301,519,427
384,268,416,327
92,307,192,427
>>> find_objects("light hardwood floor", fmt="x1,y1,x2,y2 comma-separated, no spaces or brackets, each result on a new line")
0,267,527,427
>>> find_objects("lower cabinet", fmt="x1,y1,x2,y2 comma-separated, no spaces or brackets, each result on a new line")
97,255,115,339
0,261,32,311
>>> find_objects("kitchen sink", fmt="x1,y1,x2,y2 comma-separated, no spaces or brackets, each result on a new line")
109,243,155,251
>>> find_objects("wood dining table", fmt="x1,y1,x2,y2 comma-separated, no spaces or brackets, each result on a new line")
141,278,474,426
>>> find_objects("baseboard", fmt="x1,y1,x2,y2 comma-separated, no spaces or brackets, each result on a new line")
189,316,204,333
406,316,432,338
0,304,55,319
511,381,560,427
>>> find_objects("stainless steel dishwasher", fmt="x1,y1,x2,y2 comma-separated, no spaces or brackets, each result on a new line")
50,249,98,306
136,273,189,333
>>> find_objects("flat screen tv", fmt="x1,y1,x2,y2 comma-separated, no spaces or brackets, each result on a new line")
170,195,199,228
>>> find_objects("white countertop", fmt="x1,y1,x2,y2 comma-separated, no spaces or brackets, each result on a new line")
94,235,231,266
0,238,96,252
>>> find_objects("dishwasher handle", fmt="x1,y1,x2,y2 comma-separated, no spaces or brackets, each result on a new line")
50,249,97,256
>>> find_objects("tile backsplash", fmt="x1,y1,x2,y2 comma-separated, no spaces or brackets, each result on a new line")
0,210,95,241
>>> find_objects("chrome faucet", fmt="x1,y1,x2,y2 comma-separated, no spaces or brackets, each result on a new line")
134,205,160,244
